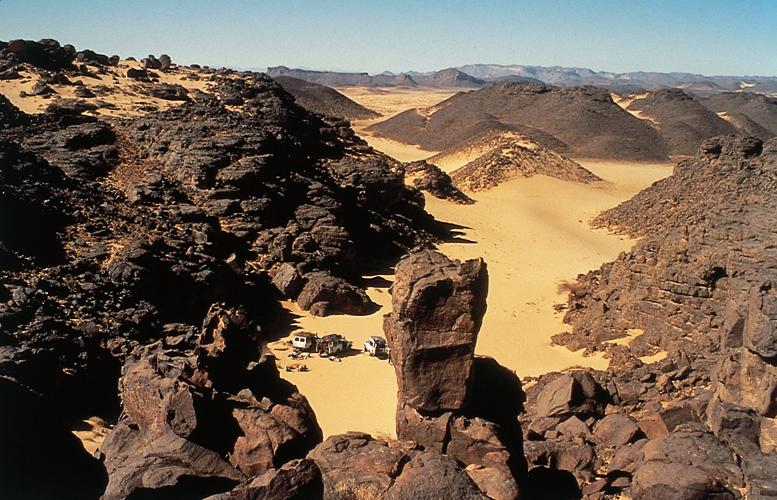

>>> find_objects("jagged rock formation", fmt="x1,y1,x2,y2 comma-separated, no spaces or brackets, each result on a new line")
434,131,601,192
547,135,777,499
273,76,381,120
367,83,671,161
403,160,474,204
99,306,322,500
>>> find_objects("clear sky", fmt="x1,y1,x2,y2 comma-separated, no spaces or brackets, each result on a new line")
1,0,775,77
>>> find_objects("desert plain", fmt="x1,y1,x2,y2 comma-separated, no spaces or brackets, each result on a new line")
267,86,674,438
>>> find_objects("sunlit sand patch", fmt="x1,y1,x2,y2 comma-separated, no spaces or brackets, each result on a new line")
269,278,399,438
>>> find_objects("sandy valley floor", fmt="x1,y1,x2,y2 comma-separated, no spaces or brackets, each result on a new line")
268,86,675,438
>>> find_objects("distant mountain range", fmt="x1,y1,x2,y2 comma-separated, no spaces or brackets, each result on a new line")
267,64,777,97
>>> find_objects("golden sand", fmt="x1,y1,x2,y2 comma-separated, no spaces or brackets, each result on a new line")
268,150,672,438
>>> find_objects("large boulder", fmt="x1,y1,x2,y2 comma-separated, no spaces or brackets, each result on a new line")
382,451,490,500
711,347,777,418
630,425,744,500
203,459,323,500
384,249,488,412
307,432,409,499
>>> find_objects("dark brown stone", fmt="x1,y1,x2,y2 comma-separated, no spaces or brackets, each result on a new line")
384,249,488,412
382,451,490,500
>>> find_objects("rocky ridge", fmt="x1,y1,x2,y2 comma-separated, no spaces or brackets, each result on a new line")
546,135,777,499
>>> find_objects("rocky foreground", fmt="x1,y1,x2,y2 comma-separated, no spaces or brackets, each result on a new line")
2,39,777,500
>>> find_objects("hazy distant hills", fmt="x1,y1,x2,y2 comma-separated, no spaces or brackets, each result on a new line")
267,66,418,87
456,64,777,96
268,63,777,96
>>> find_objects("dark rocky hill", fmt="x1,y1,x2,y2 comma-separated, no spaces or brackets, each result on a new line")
623,88,739,156
273,75,380,120
700,91,777,140
367,83,671,161
0,39,442,500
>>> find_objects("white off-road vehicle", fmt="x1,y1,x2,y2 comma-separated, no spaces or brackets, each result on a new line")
292,332,319,351
363,336,389,358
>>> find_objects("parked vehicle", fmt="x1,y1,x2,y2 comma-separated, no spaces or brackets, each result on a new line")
318,334,352,357
364,336,389,358
292,332,319,351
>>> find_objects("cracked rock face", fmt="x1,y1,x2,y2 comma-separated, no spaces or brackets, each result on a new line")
384,249,488,413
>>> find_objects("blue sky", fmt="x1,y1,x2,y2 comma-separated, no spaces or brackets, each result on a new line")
1,0,775,76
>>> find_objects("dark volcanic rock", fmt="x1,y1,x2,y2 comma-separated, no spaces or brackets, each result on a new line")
296,271,376,315
2,38,75,72
203,459,323,500
0,65,452,498
553,136,777,499
307,432,409,499
100,310,322,499
384,249,488,412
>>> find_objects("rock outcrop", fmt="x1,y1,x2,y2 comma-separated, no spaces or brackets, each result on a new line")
437,131,601,192
99,305,322,499
384,249,488,412
404,160,474,204
382,249,527,499
0,39,439,499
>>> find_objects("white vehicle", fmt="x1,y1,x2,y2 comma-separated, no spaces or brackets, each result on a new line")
292,332,319,351
318,334,352,356
364,336,389,358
